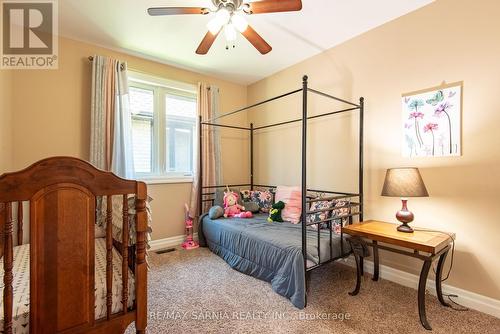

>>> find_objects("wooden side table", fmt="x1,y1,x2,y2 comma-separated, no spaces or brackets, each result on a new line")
342,220,454,331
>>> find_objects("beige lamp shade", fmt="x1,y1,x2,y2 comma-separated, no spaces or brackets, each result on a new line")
381,168,429,197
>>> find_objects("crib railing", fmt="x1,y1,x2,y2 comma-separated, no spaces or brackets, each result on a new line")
2,202,14,334
0,157,148,334
120,195,129,316
103,195,133,320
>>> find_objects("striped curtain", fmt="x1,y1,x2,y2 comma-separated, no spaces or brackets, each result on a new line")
90,55,145,248
90,55,134,178
189,83,222,218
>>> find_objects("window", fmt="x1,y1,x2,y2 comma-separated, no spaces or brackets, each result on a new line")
129,72,197,182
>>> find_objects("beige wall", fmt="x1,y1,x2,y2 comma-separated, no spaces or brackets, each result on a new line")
3,0,499,301
6,37,248,240
248,0,500,300
0,70,13,172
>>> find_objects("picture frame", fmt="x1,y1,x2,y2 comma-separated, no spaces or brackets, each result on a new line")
402,82,462,157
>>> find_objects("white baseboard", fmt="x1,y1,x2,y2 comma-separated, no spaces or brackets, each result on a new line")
150,233,199,251
344,257,500,319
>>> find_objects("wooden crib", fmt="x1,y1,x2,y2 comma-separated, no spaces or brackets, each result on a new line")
0,157,147,333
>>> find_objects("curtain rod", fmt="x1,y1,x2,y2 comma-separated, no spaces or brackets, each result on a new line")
88,56,125,71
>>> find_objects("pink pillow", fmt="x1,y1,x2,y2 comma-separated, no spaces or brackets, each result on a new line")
275,186,302,224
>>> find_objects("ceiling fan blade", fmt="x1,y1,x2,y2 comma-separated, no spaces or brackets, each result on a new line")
147,7,209,16
241,25,272,55
245,0,302,14
196,31,220,55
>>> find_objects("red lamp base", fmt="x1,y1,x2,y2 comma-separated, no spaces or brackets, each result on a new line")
397,222,414,233
396,198,414,233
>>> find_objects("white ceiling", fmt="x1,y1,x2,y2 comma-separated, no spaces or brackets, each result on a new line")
59,0,434,85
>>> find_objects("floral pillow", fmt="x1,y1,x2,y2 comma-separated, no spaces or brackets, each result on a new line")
307,200,333,230
306,199,351,232
332,200,350,218
240,190,253,202
250,190,274,213
332,221,343,235
331,200,350,234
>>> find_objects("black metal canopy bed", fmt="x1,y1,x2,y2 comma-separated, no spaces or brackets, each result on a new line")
198,76,364,308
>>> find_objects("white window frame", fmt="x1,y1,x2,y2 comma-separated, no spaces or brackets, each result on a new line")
128,71,197,184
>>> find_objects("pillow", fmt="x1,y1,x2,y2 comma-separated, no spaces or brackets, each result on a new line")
333,200,350,217
240,190,252,202
275,186,302,224
250,190,274,213
332,221,343,235
307,200,334,230
331,200,350,234
242,201,260,213
208,206,224,219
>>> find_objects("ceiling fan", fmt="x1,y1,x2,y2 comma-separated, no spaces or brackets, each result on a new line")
147,0,303,55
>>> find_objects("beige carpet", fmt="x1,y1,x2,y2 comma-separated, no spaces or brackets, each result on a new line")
127,247,500,334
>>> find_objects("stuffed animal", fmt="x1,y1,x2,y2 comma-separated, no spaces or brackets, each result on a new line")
268,201,285,222
223,187,253,218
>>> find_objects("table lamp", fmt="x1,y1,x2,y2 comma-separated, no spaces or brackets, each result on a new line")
381,168,429,233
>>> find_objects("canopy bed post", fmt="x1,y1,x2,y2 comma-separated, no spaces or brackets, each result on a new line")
198,115,203,217
250,123,254,190
301,75,308,303
135,182,148,334
359,97,364,221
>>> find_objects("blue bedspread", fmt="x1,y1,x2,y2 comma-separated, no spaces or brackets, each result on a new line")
199,213,349,309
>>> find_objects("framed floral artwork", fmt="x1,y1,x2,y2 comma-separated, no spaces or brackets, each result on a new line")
402,82,462,157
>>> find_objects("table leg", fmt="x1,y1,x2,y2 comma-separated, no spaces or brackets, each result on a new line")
360,256,364,276
436,249,451,307
372,241,379,281
349,251,362,296
418,260,432,330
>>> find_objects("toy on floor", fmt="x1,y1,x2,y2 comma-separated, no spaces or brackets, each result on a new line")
223,186,253,218
182,203,199,250
268,201,285,222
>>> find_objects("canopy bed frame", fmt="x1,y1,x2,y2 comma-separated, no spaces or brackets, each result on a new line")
0,157,148,334
198,75,364,307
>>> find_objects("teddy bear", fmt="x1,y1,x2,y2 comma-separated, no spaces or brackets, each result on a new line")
268,201,285,222
223,188,253,218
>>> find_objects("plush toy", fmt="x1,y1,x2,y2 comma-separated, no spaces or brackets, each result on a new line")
268,201,285,222
223,187,253,218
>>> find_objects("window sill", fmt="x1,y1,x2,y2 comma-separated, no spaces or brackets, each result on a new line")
139,177,193,185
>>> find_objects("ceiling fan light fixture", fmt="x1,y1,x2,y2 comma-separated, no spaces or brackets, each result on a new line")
224,23,237,42
215,7,231,24
231,14,248,32
207,18,222,34
147,0,303,54
207,7,230,34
